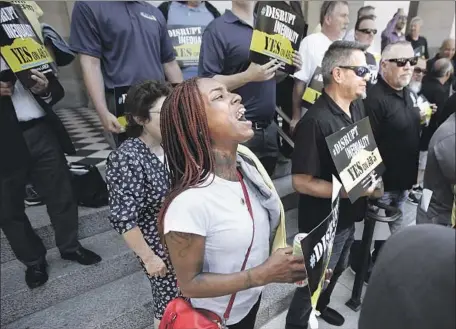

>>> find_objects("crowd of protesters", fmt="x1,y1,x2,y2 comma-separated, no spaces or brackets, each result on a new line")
1,1,455,329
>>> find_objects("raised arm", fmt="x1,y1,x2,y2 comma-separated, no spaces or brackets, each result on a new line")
198,28,280,91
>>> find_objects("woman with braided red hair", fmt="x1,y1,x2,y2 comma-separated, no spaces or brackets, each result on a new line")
159,77,306,329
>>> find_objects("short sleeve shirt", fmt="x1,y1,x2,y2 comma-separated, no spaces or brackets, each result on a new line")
294,32,333,84
69,1,176,89
364,76,421,191
164,175,270,325
198,10,276,121
292,92,368,233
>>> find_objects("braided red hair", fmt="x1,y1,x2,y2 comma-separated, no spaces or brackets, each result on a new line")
158,78,215,237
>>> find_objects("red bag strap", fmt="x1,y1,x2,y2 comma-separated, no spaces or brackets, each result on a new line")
223,169,255,323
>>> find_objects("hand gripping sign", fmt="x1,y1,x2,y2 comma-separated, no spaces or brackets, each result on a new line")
249,2,306,75
293,176,342,328
325,117,385,203
0,2,56,89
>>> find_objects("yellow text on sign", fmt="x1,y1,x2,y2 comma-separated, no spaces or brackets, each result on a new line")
1,37,53,73
250,30,294,65
302,88,322,104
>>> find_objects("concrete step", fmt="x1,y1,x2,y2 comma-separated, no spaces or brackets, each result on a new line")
1,230,140,326
1,205,110,264
5,268,298,329
3,209,300,329
4,271,153,329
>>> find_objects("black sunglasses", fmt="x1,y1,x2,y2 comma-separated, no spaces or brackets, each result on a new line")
387,57,419,67
357,28,377,35
339,66,370,77
414,67,427,74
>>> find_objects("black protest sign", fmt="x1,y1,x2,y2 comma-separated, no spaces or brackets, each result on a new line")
300,176,342,308
325,117,385,203
168,25,204,68
114,86,130,146
301,66,323,106
250,1,306,75
0,2,55,89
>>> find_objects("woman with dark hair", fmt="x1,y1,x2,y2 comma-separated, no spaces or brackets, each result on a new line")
158,78,306,329
105,81,178,329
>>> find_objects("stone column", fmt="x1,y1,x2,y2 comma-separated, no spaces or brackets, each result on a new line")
413,1,455,57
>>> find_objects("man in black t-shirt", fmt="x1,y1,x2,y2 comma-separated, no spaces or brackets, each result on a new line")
406,16,429,59
287,41,376,329
365,41,421,235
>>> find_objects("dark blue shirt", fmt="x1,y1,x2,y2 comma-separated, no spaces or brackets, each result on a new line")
198,10,276,122
69,1,176,89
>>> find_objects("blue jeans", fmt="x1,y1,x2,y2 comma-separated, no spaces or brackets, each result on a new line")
379,190,408,234
285,225,355,329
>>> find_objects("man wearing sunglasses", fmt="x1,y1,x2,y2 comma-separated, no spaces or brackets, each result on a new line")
343,5,376,43
354,15,378,91
288,40,374,329
365,41,421,239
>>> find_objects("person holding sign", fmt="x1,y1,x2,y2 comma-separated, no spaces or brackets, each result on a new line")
159,78,307,329
69,1,183,147
254,1,307,159
288,41,379,328
158,1,220,80
0,2,101,290
198,0,301,176
291,1,349,133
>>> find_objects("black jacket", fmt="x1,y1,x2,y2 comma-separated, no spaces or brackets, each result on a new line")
419,77,450,151
0,75,75,175
157,1,221,21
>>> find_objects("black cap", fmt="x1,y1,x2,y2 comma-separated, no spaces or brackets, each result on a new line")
359,224,456,329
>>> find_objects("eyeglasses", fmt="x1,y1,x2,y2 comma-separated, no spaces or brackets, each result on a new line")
387,57,419,67
357,28,377,35
413,67,427,75
338,66,371,77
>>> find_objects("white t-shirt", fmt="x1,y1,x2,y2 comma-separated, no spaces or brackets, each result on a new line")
294,32,333,84
164,175,271,325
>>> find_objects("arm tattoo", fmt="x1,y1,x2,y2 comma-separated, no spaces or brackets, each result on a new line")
167,232,194,258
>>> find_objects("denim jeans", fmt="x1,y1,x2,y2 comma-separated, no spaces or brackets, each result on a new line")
285,225,355,329
379,190,408,234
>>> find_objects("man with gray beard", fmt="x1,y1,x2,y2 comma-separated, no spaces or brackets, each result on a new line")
289,40,376,328
365,41,421,237
407,57,429,204
409,57,426,94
